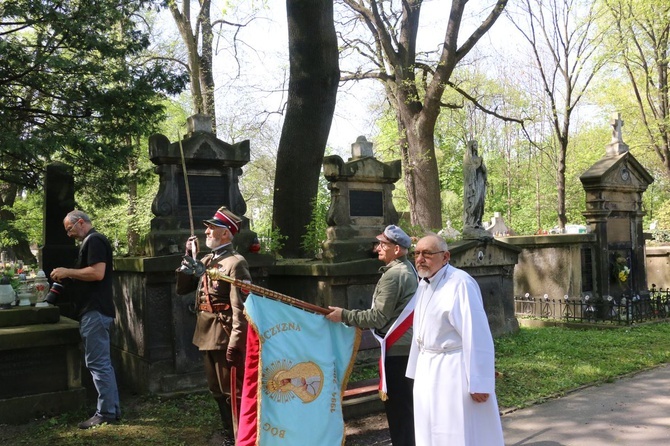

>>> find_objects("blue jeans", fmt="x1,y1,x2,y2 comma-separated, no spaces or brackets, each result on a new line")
80,311,120,419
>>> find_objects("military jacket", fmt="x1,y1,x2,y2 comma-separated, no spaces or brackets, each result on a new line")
176,245,251,351
341,256,418,356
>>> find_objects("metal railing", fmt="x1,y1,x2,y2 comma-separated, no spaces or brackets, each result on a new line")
514,287,670,325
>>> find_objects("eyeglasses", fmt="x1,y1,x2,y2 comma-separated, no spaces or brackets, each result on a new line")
374,241,396,250
413,250,445,259
66,220,81,235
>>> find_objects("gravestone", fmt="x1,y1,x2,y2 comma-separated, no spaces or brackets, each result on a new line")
0,307,84,423
145,114,252,256
321,136,401,263
580,113,654,305
111,115,273,394
40,162,79,319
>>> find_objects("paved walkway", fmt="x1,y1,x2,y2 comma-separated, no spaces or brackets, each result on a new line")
502,364,670,445
346,364,670,445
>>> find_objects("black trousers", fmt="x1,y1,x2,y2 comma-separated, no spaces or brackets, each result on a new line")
383,355,415,446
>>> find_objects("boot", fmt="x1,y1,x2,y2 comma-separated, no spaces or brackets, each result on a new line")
215,397,235,445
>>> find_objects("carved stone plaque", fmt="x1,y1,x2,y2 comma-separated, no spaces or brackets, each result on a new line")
177,174,229,207
349,190,383,217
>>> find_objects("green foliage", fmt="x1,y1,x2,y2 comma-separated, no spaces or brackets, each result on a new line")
0,0,188,201
301,179,330,259
258,227,286,257
0,191,43,252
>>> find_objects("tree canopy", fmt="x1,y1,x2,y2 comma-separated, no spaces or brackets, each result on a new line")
0,0,187,198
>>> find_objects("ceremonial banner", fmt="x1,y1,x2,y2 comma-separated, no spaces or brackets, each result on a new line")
237,293,360,446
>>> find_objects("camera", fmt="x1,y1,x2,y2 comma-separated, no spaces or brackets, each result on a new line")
45,282,65,305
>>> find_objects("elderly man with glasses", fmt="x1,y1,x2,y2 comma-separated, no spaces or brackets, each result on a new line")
175,206,251,446
407,233,504,446
326,224,418,446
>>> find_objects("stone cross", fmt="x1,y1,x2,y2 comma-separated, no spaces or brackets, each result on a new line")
610,113,624,144
606,112,629,157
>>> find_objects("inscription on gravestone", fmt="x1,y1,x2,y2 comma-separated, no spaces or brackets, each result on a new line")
349,190,383,217
177,175,229,207
0,347,67,398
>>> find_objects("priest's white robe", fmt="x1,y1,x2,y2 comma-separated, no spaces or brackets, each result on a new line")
406,264,504,446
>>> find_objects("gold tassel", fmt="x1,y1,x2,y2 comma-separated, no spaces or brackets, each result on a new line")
379,390,388,401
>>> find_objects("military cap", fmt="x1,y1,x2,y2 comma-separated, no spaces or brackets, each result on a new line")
204,206,242,235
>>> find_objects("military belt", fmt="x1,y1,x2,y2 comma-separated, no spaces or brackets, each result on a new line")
198,302,231,313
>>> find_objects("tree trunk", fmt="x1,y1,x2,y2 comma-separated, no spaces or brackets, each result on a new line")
401,115,443,230
272,0,339,258
169,0,216,130
341,0,507,232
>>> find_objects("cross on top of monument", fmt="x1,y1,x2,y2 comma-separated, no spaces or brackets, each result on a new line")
606,112,629,157
611,113,624,144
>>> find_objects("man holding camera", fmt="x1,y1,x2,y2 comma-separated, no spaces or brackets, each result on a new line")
50,210,120,429
175,206,251,446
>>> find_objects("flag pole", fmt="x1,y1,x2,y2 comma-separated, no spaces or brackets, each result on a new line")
207,269,332,315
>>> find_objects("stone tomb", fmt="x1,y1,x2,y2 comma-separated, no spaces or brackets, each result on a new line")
321,136,401,263
0,307,85,424
580,114,653,305
145,114,251,256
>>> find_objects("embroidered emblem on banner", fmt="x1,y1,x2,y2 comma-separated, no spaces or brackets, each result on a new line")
264,360,324,403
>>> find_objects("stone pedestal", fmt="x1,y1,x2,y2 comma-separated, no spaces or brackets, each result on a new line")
0,306,85,424
111,253,272,394
448,239,520,336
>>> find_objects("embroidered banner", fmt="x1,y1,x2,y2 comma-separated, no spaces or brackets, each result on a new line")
237,293,360,446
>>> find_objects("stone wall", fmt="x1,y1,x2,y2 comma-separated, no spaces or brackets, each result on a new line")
645,245,670,289
499,234,598,299
111,254,271,394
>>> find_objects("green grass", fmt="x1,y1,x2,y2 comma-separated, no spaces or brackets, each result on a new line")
494,322,670,409
2,322,669,445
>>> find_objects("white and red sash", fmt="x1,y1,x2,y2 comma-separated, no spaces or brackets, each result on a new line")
371,295,416,400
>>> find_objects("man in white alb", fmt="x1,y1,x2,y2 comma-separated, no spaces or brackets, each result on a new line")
406,234,504,446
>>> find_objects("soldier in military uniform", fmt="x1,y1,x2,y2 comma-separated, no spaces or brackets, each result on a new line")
176,206,251,445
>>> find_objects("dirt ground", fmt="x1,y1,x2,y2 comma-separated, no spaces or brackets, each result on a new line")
205,411,390,445
344,411,391,446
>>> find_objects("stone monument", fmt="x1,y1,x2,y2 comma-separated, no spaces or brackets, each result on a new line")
321,136,402,263
145,114,252,256
580,112,654,306
40,162,79,319
111,115,273,394
0,163,84,424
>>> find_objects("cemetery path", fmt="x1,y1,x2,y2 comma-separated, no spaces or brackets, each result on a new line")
502,363,670,445
343,363,670,446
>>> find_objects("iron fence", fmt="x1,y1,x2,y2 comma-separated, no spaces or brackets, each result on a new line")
514,287,670,325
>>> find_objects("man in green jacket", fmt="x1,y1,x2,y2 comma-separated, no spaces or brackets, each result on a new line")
326,225,418,446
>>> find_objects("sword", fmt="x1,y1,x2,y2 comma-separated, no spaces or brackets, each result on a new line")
231,365,239,439
178,136,195,238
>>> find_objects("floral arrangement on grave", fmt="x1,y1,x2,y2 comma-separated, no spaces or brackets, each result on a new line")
612,253,630,286
0,264,18,289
